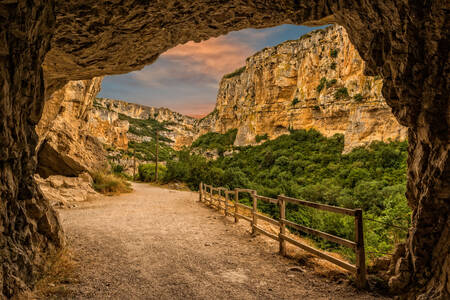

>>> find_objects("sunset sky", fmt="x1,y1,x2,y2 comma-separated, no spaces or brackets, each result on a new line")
98,25,325,117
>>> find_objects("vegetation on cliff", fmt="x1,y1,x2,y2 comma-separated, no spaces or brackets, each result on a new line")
163,129,410,262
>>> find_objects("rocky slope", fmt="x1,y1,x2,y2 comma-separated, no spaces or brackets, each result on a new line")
94,98,197,149
196,25,407,152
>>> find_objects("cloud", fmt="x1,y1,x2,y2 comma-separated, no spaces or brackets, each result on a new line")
130,35,254,88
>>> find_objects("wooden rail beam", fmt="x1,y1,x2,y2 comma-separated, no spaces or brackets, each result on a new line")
278,195,356,216
281,219,356,249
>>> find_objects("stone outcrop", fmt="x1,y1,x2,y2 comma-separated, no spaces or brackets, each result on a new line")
94,98,197,150
35,173,100,207
36,78,108,178
197,25,407,152
1,1,448,299
87,103,129,149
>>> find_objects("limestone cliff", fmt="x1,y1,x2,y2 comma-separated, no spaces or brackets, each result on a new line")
36,78,109,177
196,25,407,152
94,98,197,150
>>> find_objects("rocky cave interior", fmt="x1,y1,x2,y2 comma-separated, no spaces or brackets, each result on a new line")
0,1,448,299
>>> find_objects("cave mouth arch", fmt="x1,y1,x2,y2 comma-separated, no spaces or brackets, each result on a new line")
1,1,448,299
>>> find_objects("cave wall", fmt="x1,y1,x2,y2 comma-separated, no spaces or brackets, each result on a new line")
0,1,64,298
0,0,448,298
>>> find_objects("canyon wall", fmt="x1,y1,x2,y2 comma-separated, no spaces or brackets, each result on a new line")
36,78,110,178
197,25,407,152
94,98,197,150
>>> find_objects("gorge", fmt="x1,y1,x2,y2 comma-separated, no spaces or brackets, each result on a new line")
0,1,448,299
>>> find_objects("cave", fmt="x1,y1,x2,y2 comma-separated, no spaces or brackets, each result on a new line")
0,1,448,299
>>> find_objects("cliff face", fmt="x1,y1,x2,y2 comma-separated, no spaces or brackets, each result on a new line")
94,98,197,150
197,25,407,152
36,78,109,177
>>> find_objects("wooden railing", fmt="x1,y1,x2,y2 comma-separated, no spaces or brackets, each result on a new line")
199,182,367,288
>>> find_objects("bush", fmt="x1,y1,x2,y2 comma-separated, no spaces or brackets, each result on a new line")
334,87,349,100
92,172,132,195
291,98,300,106
223,66,246,79
138,163,167,182
255,133,268,143
316,77,327,93
353,93,364,102
191,129,237,150
326,79,337,87
111,163,124,174
330,62,337,70
330,49,339,58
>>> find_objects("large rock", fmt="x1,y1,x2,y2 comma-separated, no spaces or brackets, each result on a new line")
196,25,407,152
0,1,448,298
35,173,100,207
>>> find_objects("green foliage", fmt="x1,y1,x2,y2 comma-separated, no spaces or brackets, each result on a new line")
191,129,238,152
111,163,124,174
138,163,167,182
223,66,246,79
334,87,349,100
330,49,339,58
255,133,269,143
165,129,410,261
330,62,337,70
326,79,337,87
313,105,320,110
316,77,327,93
92,172,132,195
127,141,175,162
118,113,173,142
291,98,300,106
353,93,364,102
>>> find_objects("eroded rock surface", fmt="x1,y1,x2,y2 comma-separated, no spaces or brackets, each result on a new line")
94,98,197,150
197,25,407,152
35,173,100,207
36,78,108,178
1,0,448,298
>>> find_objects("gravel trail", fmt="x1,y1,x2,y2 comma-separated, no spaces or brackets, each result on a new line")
58,183,386,299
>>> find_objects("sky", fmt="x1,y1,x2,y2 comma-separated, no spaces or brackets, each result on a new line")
98,25,325,117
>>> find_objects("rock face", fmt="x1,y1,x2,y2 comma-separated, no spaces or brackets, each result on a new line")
1,1,448,299
197,25,407,152
94,98,197,150
36,78,108,178
35,173,100,207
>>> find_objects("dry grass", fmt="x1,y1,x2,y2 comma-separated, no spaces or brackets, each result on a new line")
92,171,132,195
19,248,78,299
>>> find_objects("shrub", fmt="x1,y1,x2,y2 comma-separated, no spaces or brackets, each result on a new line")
330,62,337,70
255,133,268,143
191,129,237,150
316,77,327,93
223,66,246,79
326,79,337,87
111,163,124,174
353,93,364,102
92,172,132,195
334,87,349,99
138,163,167,182
291,98,300,106
330,49,339,58
313,105,320,110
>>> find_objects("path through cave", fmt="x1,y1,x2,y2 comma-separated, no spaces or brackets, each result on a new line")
0,1,448,299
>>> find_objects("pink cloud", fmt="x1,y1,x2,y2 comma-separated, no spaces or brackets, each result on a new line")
131,35,254,87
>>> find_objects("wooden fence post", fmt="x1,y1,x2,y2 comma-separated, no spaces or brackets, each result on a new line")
279,196,286,256
355,209,367,288
234,189,239,223
199,182,203,202
225,191,229,216
251,191,257,235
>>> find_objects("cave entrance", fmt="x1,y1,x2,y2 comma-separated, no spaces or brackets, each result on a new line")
1,1,448,299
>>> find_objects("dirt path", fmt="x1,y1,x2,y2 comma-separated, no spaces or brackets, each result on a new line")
58,183,386,299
